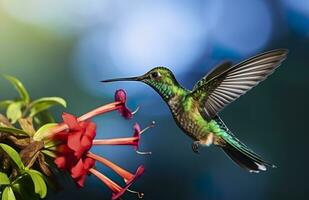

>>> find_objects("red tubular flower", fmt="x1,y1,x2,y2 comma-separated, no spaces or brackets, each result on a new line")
87,152,144,184
43,89,151,199
40,89,137,140
89,168,144,200
87,153,144,199
92,122,155,155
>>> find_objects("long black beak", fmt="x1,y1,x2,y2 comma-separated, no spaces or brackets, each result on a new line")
101,76,142,83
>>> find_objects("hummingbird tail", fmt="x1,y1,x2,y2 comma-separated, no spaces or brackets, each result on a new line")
214,116,276,173
221,141,275,173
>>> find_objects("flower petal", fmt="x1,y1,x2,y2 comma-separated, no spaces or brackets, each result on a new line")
84,122,96,139
114,89,127,103
62,112,80,131
115,89,133,120
76,174,87,188
54,156,66,169
133,123,141,137
67,131,83,153
124,165,144,184
83,157,95,170
119,107,133,120
80,135,93,152
71,159,85,179
52,131,68,141
57,144,71,154
112,166,145,200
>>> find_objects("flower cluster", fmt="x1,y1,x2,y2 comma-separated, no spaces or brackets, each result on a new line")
43,89,153,200
53,113,96,187
1,75,153,200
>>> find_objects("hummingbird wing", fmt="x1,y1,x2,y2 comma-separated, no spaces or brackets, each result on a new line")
190,49,288,119
192,61,233,91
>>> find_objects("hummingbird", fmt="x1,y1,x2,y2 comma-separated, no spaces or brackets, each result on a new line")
102,49,288,173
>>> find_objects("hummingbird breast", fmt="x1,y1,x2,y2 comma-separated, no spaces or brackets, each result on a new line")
168,95,208,140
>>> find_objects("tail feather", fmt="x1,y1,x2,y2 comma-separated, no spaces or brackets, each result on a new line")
214,116,276,173
221,142,274,173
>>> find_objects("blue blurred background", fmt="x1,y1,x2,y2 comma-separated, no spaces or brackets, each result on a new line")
0,0,308,199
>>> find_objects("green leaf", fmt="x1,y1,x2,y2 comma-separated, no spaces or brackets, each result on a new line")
0,126,29,136
12,174,39,200
41,150,57,158
0,143,24,169
33,111,55,128
0,172,10,185
18,118,35,136
6,102,23,124
29,97,67,117
3,75,30,104
26,170,47,198
0,100,14,109
33,123,58,141
1,186,16,200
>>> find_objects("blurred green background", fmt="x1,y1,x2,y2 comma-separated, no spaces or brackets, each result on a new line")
0,0,308,199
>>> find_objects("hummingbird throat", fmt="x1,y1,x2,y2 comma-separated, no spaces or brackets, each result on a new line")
147,79,187,101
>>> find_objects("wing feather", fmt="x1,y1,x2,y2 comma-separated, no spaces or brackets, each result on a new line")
192,61,233,91
191,49,288,119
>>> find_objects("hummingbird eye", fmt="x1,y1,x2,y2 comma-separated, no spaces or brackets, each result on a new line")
150,71,160,79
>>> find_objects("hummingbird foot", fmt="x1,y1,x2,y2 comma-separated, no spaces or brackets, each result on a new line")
192,133,215,154
192,141,200,154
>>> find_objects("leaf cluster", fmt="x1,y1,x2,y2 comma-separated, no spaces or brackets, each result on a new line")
0,75,67,200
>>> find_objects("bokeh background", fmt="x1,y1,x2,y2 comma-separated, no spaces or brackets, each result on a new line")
0,0,308,199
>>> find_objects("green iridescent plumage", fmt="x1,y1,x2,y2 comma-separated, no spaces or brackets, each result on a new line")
102,49,288,173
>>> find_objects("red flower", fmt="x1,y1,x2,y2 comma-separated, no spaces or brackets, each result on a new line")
63,113,96,159
44,89,150,199
40,89,136,140
53,113,97,187
93,122,155,155
87,153,144,200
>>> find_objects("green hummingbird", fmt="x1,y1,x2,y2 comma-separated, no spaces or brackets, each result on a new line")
102,49,288,173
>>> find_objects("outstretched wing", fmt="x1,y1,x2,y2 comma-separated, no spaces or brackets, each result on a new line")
191,49,288,120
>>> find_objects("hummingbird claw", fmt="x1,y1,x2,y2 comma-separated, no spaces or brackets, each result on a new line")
192,141,200,154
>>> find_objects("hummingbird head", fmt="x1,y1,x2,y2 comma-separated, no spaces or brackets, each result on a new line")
140,67,178,86
102,67,185,100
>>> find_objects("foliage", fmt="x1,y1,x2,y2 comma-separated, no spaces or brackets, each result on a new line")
0,75,67,200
